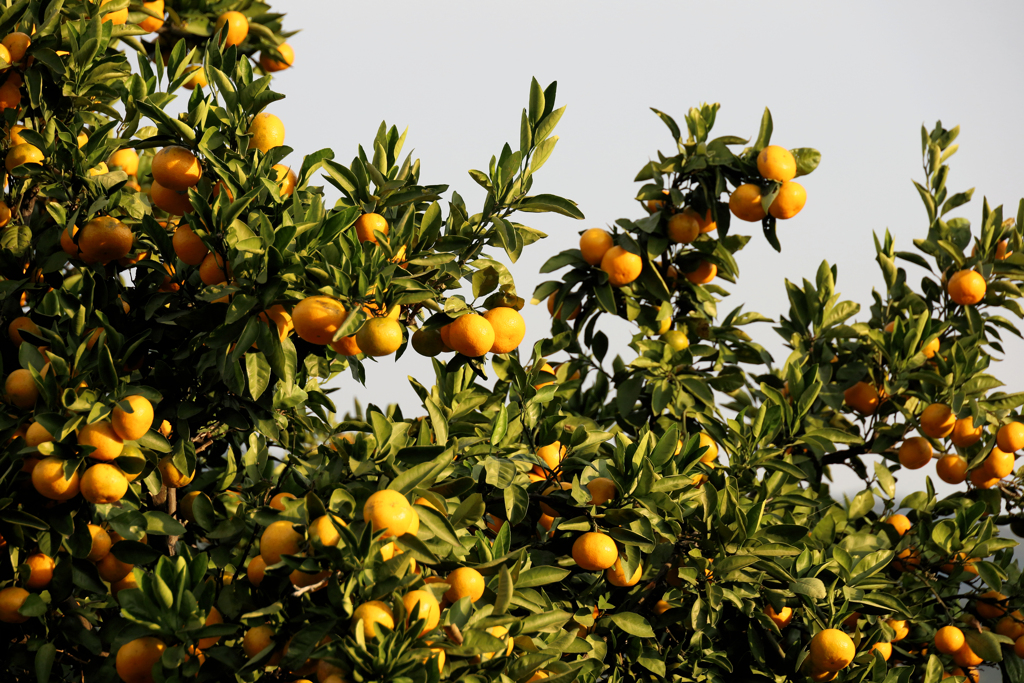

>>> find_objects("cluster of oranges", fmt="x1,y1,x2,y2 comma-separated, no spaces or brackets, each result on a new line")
730,145,808,222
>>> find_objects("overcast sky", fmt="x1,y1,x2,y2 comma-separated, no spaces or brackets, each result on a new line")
253,1,1024,574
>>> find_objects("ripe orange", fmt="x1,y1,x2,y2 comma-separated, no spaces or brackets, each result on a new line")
108,148,139,175
808,629,855,672
536,442,566,473
540,482,572,517
97,547,133,582
246,555,267,586
150,180,193,215
269,492,296,511
995,614,1024,640
6,142,43,173
138,0,165,32
448,313,495,357
329,335,362,356
79,216,133,264
969,467,1000,489
922,336,940,358
8,317,40,346
685,260,717,285
258,304,293,341
606,558,641,587
248,112,285,153
403,590,441,635
884,514,911,537
355,318,403,357
951,417,984,447
982,447,1014,479
600,246,643,287
898,437,932,470
354,213,388,243
32,456,80,500
580,228,614,264
757,145,797,182
260,520,302,564
444,567,485,603
172,225,209,266
273,164,297,196
729,183,765,222
947,270,986,305
78,421,124,461
87,524,112,561
764,604,793,629
571,532,618,571
99,0,128,24
997,422,1024,453
152,146,201,190
936,455,968,484
586,477,616,506
2,32,30,63
843,381,879,415
886,618,909,641
242,625,281,664
768,181,806,219
23,553,55,589
215,11,249,46
645,189,670,213
697,433,719,462
976,590,1007,619
198,252,230,285
920,403,955,438
934,625,965,654
483,307,525,354
353,601,394,639
667,212,699,244
196,607,223,650
259,42,294,72
293,296,346,345
363,490,414,537
5,368,40,408
112,395,154,441
547,292,580,320
952,640,984,668
81,463,129,504
0,586,29,623
157,456,192,488
182,65,207,90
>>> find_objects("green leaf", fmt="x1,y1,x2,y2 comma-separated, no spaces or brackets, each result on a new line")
789,577,826,599
515,566,571,588
753,108,773,151
604,612,654,638
791,148,821,177
144,511,185,536
514,194,584,219
493,564,513,615
35,642,56,683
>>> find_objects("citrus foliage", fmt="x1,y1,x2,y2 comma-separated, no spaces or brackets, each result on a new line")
2,3,1024,683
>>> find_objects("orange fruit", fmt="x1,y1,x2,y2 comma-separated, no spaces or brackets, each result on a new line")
260,520,302,564
182,65,207,90
448,313,495,357
215,11,249,46
444,567,485,603
884,514,911,537
667,212,699,244
293,296,346,345
844,381,879,415
78,421,124,461
685,260,717,285
32,456,80,500
258,304,293,341
198,252,229,285
115,637,167,683
87,524,112,561
982,446,1015,479
645,189,670,213
8,316,40,346
269,492,296,510
403,590,441,635
248,112,285,153
23,553,54,589
1016,636,1024,659
920,403,955,438
808,629,855,672
138,0,165,33
329,335,362,356
697,433,719,462
764,604,792,629
6,142,43,173
934,625,965,654
259,42,294,72
157,456,192,488
886,618,909,641
571,532,618,571
99,0,128,24
410,328,448,356
150,180,193,215
729,183,765,222
969,467,1000,489
246,555,267,586
309,515,342,548
995,614,1024,640
354,213,388,243
757,145,797,182
242,625,281,664
951,417,984,448
580,228,614,264
97,548,133,582
352,601,394,639
81,463,128,504
172,225,209,266
5,368,40,408
355,318,403,357
536,442,566,473
196,606,223,650
273,164,297,196
600,246,642,287
768,181,806,219
898,437,932,470
586,477,616,506
111,395,154,441
997,422,1024,453
0,586,29,623
483,307,525,354
936,455,968,484
2,32,30,63
606,558,641,587
533,362,556,389
952,640,984,668
976,590,1007,619
79,216,133,264
60,225,81,258
947,270,986,305
662,329,689,351
363,490,413,537
922,337,940,358
547,292,580,320
108,148,139,175
152,146,201,190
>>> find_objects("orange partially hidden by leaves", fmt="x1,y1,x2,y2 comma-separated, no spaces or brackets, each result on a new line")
363,489,414,538
6,142,43,173
547,291,580,320
0,586,29,623
158,456,192,488
586,477,616,505
580,228,614,264
8,316,40,346
355,213,389,243
330,335,362,356
600,246,642,287
352,601,394,639
79,216,133,264
78,421,124,461
947,269,986,305
112,395,154,441
685,260,717,285
667,211,699,244
843,381,879,415
138,0,165,33
768,181,806,219
606,558,641,587
763,604,793,628
729,183,765,222
215,10,249,46
248,112,285,153
32,456,80,501
260,520,302,564
99,0,128,25
23,553,55,589
2,32,30,63
483,307,525,354
293,296,346,345
108,148,139,175
884,514,911,537
260,42,294,72
273,164,298,196
982,446,1014,479
199,252,230,285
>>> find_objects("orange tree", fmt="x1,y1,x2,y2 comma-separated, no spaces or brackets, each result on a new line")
3,4,1024,683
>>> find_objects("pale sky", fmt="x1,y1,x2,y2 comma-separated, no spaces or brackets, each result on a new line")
246,1,1024,600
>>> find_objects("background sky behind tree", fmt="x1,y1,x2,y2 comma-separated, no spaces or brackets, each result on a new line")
234,2,1024,556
